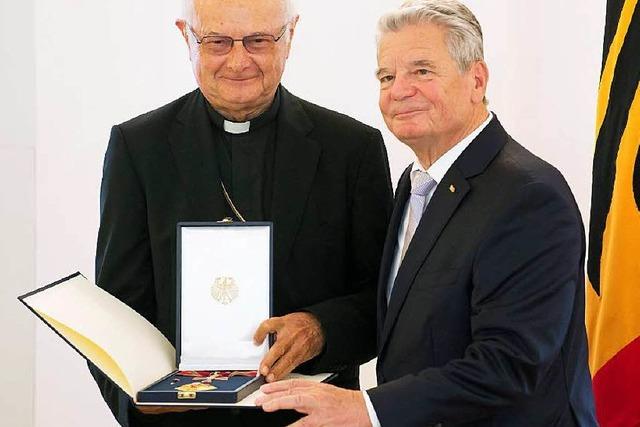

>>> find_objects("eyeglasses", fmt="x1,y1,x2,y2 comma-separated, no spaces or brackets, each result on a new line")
188,24,288,55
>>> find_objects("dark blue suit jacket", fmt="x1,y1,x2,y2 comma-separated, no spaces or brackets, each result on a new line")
368,117,597,426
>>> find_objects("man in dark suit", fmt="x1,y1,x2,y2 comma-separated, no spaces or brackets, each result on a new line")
89,0,392,425
257,1,597,425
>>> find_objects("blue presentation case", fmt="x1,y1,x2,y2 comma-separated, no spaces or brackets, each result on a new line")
137,222,273,406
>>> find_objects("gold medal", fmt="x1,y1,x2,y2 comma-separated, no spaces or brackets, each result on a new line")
211,276,239,305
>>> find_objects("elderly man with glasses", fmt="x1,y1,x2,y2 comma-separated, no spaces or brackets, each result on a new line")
89,0,392,426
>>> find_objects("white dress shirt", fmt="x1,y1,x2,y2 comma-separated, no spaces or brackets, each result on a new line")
363,112,493,427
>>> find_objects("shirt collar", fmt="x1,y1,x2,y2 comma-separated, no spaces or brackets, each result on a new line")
205,86,281,135
411,112,494,184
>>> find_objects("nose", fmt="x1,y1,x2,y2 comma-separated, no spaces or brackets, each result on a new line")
224,41,252,72
389,74,416,101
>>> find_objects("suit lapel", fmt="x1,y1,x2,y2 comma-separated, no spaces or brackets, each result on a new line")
378,115,509,355
270,88,320,273
379,167,470,352
377,166,411,337
168,90,228,220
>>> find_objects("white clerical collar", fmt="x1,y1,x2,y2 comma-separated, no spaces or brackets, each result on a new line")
223,120,251,134
412,112,494,184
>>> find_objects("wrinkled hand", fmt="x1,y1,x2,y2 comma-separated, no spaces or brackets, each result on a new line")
135,405,207,415
253,312,325,382
255,379,371,427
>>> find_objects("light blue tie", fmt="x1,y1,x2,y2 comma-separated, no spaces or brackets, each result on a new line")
401,170,436,259
388,170,436,302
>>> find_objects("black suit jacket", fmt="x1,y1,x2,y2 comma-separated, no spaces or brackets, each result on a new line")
368,117,597,426
91,87,392,426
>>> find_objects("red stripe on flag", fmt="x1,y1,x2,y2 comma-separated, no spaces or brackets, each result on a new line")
592,335,640,427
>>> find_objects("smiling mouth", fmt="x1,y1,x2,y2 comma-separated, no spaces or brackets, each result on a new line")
394,110,424,119
221,76,258,82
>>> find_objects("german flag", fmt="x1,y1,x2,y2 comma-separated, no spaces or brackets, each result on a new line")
586,0,640,425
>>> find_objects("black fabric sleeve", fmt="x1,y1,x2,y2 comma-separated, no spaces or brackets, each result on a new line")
88,125,156,426
304,129,393,371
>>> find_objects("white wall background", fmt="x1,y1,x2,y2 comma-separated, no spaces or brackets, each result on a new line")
0,0,605,425
1,0,36,426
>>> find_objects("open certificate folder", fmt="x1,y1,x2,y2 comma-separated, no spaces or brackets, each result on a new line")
19,272,333,406
20,222,336,404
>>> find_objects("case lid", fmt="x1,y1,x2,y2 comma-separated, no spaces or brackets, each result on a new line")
177,222,272,371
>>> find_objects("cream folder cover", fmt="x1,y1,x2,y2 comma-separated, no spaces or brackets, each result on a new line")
20,273,175,402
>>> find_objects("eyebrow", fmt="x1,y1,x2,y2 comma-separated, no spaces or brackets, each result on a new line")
375,59,438,78
375,68,391,79
200,28,278,37
411,60,437,68
194,27,222,36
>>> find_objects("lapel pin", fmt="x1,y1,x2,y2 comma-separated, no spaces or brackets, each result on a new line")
449,184,456,193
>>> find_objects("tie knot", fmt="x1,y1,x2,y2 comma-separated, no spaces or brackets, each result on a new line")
410,170,435,196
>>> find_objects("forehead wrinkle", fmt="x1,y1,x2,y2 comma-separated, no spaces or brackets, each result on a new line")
190,0,288,26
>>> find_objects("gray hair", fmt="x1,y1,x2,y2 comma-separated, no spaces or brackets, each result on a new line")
181,0,298,23
378,0,484,73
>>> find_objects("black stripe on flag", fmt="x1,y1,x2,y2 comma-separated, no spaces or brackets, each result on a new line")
588,2,640,295
602,0,625,71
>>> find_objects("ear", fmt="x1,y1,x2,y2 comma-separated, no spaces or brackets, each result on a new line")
284,15,300,58
469,60,489,104
175,19,189,46
289,15,300,37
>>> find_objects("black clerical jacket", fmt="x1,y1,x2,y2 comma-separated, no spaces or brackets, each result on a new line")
91,87,392,426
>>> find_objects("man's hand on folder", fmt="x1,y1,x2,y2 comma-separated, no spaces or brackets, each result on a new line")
254,312,325,382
